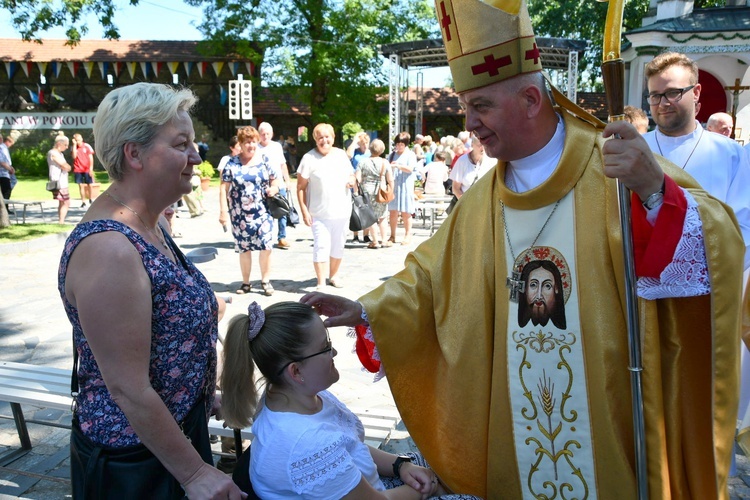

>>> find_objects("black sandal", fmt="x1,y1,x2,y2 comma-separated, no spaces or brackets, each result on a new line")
236,283,251,294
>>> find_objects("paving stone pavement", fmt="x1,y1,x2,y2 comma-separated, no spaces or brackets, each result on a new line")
1,186,748,498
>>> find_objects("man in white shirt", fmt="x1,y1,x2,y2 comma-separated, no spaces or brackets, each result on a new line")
706,112,733,137
258,122,292,249
643,51,750,268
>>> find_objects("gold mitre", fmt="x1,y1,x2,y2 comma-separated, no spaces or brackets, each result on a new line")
435,0,542,93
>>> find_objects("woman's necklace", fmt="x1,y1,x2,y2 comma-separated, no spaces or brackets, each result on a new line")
654,126,703,170
501,199,561,302
104,191,173,257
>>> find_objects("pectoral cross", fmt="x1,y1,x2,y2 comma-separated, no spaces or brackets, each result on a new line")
506,270,525,303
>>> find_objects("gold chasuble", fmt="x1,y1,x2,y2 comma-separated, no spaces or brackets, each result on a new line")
359,112,743,498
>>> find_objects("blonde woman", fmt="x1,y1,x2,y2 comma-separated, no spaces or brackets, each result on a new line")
296,123,355,290
47,134,72,224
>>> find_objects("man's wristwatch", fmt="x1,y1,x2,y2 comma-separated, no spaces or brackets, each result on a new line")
641,182,666,210
393,455,413,477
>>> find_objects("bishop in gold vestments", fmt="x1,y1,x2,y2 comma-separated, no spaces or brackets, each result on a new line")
357,111,743,498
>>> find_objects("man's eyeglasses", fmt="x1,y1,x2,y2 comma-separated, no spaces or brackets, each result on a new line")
277,330,333,376
647,85,695,106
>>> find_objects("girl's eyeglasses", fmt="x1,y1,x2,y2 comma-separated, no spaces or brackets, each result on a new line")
277,330,333,376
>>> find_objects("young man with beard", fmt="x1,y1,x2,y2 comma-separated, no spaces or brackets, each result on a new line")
643,52,750,268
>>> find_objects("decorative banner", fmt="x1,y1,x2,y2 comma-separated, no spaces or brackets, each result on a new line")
211,62,224,77
184,61,195,76
113,61,123,77
245,62,255,76
51,61,62,78
229,62,240,77
219,85,227,106
196,62,207,78
126,62,137,79
97,61,110,79
0,112,97,130
152,61,163,77
139,62,150,79
4,62,17,79
19,62,32,77
66,61,80,77
82,61,95,78
36,62,48,77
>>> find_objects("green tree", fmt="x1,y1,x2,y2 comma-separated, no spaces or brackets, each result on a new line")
528,0,649,89
188,0,437,132
528,0,725,89
4,0,437,133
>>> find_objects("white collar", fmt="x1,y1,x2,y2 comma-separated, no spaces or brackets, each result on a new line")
506,114,566,193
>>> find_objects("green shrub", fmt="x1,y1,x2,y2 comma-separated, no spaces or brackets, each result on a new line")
11,144,50,177
197,160,215,178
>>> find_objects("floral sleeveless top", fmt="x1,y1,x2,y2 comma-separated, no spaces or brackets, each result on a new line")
58,220,218,447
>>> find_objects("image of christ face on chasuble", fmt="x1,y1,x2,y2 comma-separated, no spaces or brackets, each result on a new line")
516,251,570,329
503,193,598,498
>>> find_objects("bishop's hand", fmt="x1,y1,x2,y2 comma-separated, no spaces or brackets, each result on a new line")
601,120,664,203
299,292,365,328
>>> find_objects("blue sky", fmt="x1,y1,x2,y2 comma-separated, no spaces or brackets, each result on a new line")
1,0,452,87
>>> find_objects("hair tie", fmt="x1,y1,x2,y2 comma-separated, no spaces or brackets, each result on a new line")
247,302,265,342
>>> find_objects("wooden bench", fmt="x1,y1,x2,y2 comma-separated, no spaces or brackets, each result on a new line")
6,200,47,224
0,361,400,465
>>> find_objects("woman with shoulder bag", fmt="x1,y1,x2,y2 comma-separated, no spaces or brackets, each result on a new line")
59,83,242,499
356,139,393,248
386,131,418,246
47,134,72,224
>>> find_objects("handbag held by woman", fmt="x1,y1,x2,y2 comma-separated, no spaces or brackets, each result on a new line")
350,181,378,232
266,193,291,219
375,160,395,204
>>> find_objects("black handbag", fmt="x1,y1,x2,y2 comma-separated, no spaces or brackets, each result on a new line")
69,326,213,499
70,398,212,499
349,181,378,232
266,193,290,219
445,195,458,215
285,190,300,227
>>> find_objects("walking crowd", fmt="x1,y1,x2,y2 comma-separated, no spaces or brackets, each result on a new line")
13,0,749,497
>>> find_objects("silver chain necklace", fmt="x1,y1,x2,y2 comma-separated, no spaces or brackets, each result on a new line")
654,126,703,170
502,199,561,302
104,191,173,257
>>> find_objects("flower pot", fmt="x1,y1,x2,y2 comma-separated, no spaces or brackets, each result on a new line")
200,177,211,191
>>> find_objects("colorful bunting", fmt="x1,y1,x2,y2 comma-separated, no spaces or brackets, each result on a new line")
4,62,17,79
66,61,80,78
126,62,137,79
97,61,110,80
211,62,224,77
51,62,62,78
82,62,95,78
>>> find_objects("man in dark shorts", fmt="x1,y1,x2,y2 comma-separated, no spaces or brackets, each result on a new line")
71,133,96,207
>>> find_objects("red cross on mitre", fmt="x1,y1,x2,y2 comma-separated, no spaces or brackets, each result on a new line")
471,53,512,77
439,1,453,42
525,43,540,65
